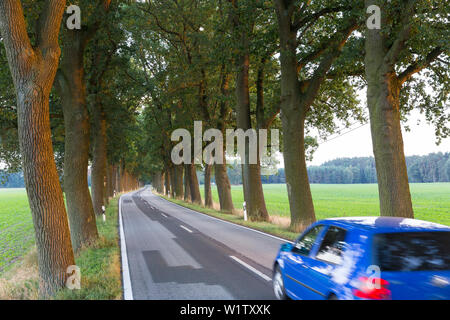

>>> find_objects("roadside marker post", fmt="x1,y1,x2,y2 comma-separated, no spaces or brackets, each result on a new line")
243,201,248,222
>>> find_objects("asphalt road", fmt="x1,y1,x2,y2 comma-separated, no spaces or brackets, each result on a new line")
120,187,288,300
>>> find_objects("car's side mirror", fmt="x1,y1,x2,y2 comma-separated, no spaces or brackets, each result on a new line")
280,243,293,252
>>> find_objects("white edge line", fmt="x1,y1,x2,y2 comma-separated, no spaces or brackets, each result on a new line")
119,194,134,300
180,225,193,233
230,256,271,282
156,192,294,244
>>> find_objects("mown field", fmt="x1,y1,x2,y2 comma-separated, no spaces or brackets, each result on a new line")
211,183,450,226
1,183,449,273
0,189,34,273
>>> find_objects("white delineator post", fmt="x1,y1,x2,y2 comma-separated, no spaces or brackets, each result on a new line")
243,201,248,222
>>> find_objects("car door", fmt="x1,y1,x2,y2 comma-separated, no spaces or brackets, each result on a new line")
298,226,349,299
283,225,325,299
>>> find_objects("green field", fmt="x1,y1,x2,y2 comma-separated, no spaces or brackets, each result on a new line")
211,183,450,226
1,184,449,273
0,189,34,273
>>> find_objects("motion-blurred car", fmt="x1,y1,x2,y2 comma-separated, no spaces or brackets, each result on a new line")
273,217,450,300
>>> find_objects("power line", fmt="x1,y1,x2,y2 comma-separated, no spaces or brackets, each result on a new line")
318,122,369,144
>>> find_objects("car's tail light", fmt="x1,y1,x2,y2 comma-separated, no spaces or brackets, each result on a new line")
353,277,391,300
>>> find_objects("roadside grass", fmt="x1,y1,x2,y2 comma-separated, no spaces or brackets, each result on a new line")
55,197,121,300
0,195,122,300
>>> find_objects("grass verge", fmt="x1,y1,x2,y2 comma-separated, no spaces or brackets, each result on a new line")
159,194,299,241
0,196,122,300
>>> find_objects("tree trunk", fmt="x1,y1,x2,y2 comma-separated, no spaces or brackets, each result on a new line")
204,164,213,208
184,171,191,201
165,169,171,196
365,13,414,218
214,162,234,212
153,171,163,193
159,171,165,194
116,164,122,193
234,42,269,222
57,34,98,251
0,0,75,296
104,163,111,205
185,163,202,204
276,7,316,231
91,105,107,215
170,166,177,198
173,165,184,199
214,70,234,213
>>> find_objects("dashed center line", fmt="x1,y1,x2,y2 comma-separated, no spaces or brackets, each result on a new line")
161,213,168,218
180,225,193,233
230,256,271,282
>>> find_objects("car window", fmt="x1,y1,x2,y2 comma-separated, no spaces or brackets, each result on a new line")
316,226,347,265
374,232,450,271
293,225,324,256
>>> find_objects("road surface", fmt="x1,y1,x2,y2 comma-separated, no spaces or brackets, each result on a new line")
120,187,288,300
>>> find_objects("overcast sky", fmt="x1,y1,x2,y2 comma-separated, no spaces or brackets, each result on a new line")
307,109,450,166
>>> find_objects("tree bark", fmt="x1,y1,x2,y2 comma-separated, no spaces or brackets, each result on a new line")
214,162,234,212
170,165,184,199
153,171,164,193
275,1,316,231
204,164,213,208
164,169,171,196
56,33,98,251
234,39,269,222
214,70,234,213
275,1,356,231
116,164,122,193
184,171,191,201
365,1,414,218
105,164,113,201
0,0,75,297
104,163,111,205
91,104,107,215
173,165,184,199
185,163,202,204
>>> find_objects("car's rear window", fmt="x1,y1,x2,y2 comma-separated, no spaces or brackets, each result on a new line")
373,232,450,272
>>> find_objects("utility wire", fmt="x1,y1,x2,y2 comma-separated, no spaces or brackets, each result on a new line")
318,122,369,144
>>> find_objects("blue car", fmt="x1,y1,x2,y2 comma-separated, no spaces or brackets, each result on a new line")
273,217,450,300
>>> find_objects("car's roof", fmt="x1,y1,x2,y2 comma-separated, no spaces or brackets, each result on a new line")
318,217,450,233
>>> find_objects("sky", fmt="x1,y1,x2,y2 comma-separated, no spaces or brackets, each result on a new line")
307,109,450,166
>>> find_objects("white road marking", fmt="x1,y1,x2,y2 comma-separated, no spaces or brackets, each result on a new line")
161,213,168,218
180,225,193,233
157,194,294,244
119,195,134,300
230,256,271,282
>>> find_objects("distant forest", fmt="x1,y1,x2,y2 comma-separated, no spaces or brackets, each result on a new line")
0,171,24,188
223,152,450,185
2,153,450,188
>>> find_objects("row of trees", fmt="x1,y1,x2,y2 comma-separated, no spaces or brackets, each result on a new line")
0,0,447,296
141,0,448,226
0,1,144,296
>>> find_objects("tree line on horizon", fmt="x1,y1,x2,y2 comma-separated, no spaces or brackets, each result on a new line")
0,0,448,296
192,152,450,185
4,151,450,188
